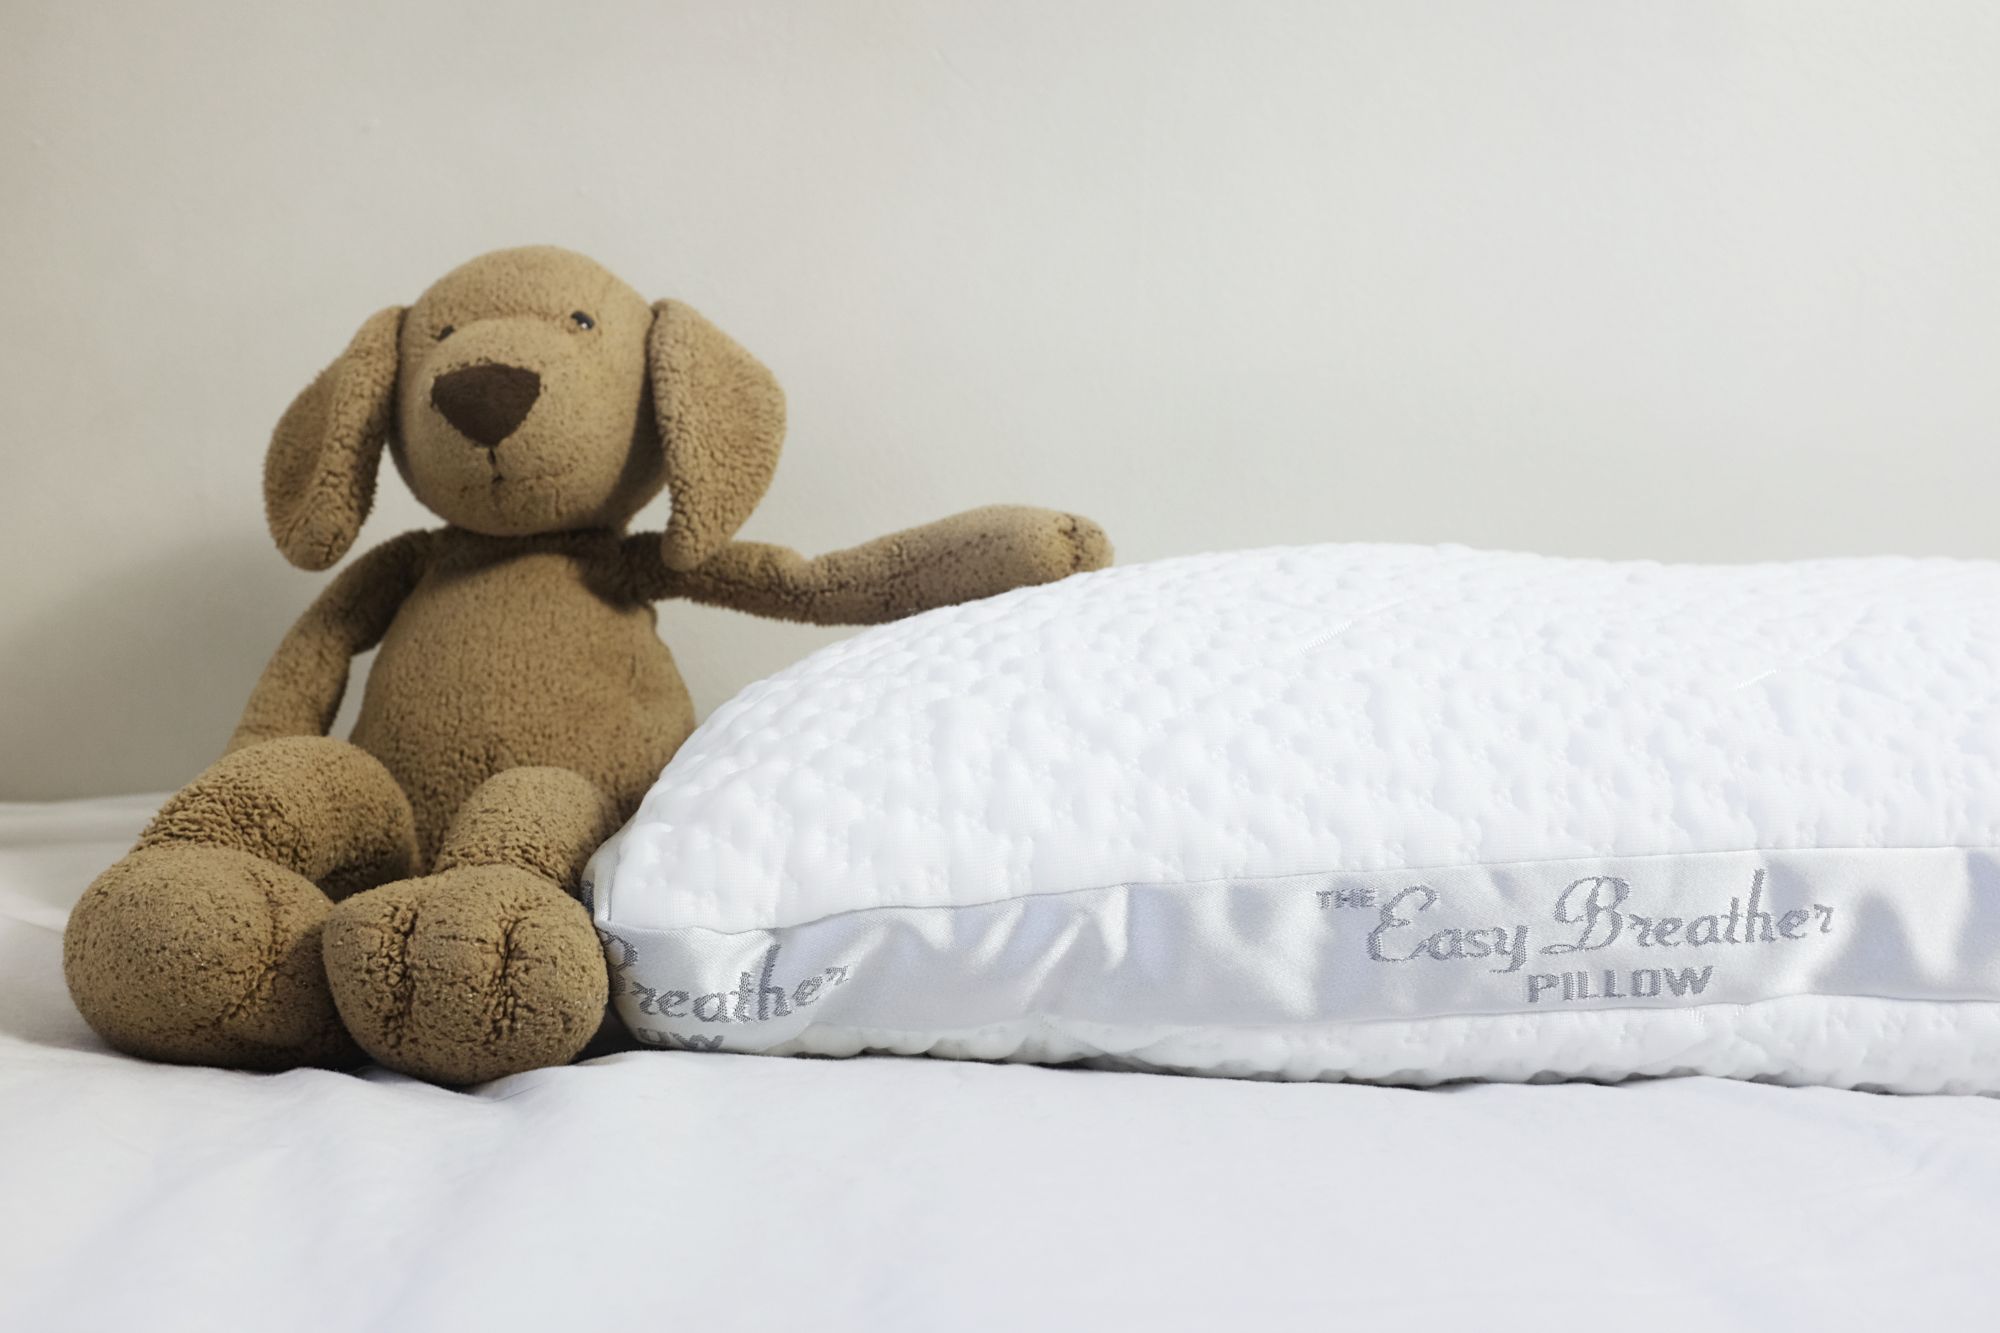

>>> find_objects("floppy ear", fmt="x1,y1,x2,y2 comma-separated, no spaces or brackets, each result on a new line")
649,300,786,571
264,306,404,571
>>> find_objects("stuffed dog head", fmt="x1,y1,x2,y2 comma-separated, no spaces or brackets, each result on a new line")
264,246,784,572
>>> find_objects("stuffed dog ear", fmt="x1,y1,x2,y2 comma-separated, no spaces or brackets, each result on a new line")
648,300,786,571
264,306,404,571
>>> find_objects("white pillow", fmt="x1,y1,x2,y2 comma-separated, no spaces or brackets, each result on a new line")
585,545,2000,1092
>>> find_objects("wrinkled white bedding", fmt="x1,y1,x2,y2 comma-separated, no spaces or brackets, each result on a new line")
2,796,1995,1332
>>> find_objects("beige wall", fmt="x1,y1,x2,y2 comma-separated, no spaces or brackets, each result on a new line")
3,1,1997,799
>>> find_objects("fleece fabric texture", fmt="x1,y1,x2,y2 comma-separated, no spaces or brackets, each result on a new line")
63,245,1111,1085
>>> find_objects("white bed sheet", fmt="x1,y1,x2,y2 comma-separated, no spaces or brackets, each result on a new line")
2,796,1995,1332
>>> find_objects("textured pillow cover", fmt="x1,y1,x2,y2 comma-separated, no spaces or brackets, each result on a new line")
585,545,2000,1092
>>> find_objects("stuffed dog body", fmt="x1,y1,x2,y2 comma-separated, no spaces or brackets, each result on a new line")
294,530,693,853
63,247,1109,1083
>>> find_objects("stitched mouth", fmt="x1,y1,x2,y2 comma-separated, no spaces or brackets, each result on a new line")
459,463,572,499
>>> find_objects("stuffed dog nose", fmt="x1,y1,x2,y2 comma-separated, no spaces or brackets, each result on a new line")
430,363,542,447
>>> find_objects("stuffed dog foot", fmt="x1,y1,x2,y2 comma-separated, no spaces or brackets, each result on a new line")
323,864,607,1085
65,843,363,1071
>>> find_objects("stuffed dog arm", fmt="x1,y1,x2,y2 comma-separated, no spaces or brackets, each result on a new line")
226,530,434,750
624,505,1111,625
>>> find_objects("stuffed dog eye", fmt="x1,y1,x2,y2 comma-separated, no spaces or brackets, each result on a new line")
435,325,456,341
569,311,595,331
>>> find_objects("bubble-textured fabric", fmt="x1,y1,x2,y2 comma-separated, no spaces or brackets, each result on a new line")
587,545,2000,1091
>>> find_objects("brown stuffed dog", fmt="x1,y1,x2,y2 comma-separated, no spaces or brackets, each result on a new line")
63,246,1110,1085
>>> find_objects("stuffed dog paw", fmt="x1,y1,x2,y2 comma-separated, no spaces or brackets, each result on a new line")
63,246,1112,1084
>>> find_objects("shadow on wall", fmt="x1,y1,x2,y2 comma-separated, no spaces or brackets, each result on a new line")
0,534,308,800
